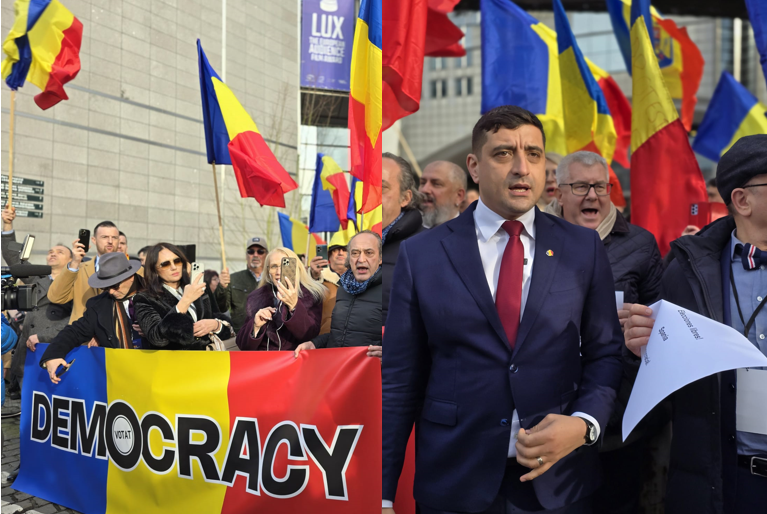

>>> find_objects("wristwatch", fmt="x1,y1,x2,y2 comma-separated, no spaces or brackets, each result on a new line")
578,417,598,446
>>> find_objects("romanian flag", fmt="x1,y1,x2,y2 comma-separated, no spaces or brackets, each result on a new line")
606,0,704,131
1,0,82,110
588,61,632,169
328,222,358,249
629,0,706,255
746,0,767,84
310,153,350,233
197,40,297,208
278,212,325,261
347,177,382,236
349,0,383,214
481,0,566,155
553,0,625,207
692,72,767,162
15,345,381,513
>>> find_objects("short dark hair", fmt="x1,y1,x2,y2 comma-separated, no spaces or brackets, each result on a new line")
382,152,422,210
471,105,545,156
138,246,151,256
54,243,73,258
93,221,118,237
119,231,126,239
707,177,717,188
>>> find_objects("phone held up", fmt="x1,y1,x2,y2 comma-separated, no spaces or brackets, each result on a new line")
78,229,90,253
280,257,297,288
191,261,205,284
316,244,328,267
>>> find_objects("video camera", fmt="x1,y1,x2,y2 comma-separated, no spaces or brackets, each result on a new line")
1,234,51,311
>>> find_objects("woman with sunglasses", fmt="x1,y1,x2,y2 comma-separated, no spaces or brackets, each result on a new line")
133,243,232,350
235,247,326,352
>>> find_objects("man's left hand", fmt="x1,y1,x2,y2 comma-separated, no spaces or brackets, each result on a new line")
618,302,634,331
367,345,382,360
515,414,587,482
26,334,39,352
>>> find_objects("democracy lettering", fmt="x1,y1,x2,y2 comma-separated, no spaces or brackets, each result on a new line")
30,392,363,501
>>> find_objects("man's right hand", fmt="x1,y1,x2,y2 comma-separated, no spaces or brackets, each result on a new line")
26,334,39,352
220,267,230,288
682,225,700,236
2,207,16,231
45,358,69,384
624,304,655,357
70,238,87,269
293,341,316,358
309,256,329,280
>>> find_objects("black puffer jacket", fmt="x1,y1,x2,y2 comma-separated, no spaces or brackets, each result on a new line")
133,289,233,350
312,269,382,348
604,211,663,305
383,209,424,326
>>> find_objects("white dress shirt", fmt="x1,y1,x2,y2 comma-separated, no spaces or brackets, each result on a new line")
474,199,600,458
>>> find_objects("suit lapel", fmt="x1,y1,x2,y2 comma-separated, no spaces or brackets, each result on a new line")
513,211,562,356
442,206,511,349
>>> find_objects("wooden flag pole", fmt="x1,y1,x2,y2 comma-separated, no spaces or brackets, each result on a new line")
6,90,16,209
211,162,227,269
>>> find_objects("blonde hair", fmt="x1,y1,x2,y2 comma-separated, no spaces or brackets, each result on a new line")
258,247,327,303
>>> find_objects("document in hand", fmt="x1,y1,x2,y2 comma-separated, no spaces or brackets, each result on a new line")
622,300,767,441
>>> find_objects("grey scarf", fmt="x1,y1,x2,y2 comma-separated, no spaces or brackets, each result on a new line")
544,200,617,240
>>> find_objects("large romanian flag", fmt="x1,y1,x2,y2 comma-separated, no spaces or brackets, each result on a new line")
15,345,381,513
553,0,625,207
197,40,298,208
1,0,82,110
278,212,325,261
349,0,383,214
693,72,767,162
309,154,350,233
629,0,706,255
607,0,704,131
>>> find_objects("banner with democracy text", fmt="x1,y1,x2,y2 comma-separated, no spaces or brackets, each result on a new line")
13,345,381,514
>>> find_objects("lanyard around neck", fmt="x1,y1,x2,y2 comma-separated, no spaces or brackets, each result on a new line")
729,266,767,339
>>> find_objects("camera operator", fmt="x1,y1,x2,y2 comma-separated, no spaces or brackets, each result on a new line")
2,207,73,394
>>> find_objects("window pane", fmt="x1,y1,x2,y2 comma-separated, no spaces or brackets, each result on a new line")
466,77,473,95
455,78,462,96
441,79,447,97
430,80,437,98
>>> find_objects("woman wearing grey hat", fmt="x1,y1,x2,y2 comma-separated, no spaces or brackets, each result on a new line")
133,243,232,350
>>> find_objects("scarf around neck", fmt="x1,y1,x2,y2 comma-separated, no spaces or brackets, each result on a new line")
382,211,405,244
544,200,617,241
339,266,381,296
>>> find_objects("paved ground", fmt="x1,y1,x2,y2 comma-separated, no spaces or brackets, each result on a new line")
2,396,80,514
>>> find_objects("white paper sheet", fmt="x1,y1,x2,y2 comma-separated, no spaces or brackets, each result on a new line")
615,291,624,311
736,368,767,436
623,300,767,441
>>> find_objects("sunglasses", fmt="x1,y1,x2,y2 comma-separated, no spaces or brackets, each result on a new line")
247,248,267,256
157,257,183,269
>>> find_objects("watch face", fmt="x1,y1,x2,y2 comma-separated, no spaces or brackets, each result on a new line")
588,424,597,442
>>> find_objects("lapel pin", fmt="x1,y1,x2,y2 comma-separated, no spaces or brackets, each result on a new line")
546,250,554,257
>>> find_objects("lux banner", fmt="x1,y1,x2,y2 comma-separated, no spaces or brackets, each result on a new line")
14,345,381,514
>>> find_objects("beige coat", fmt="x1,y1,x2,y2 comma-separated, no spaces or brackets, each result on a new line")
47,258,143,324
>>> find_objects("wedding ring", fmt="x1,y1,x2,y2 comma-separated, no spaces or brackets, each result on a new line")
537,457,544,467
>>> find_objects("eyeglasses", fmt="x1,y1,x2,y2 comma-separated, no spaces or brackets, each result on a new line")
562,182,613,196
743,183,767,189
268,264,280,271
157,257,182,269
105,279,127,291
247,248,267,256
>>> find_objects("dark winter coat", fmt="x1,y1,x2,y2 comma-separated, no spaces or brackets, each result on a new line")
214,269,259,334
637,216,738,514
133,288,233,351
383,208,424,327
236,284,323,352
312,269,382,349
39,291,147,365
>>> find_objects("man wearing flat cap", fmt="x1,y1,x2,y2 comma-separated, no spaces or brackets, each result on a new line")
624,134,767,514
39,252,146,384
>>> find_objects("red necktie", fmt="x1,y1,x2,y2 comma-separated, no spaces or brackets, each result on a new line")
496,220,524,349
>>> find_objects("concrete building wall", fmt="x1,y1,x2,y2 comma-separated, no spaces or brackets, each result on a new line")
1,0,300,272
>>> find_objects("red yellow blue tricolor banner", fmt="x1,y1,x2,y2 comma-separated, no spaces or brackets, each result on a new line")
15,345,381,513
349,0,383,214
1,0,82,110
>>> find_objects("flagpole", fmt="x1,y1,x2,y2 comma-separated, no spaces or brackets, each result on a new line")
211,161,227,269
6,90,16,209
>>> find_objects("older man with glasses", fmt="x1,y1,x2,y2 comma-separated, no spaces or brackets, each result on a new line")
545,150,664,514
215,236,269,334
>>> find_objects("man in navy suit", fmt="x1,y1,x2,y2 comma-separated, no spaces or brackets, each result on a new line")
382,106,624,514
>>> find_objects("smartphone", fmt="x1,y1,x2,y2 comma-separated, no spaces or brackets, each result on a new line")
316,244,328,267
78,229,90,253
280,257,297,287
191,261,204,284
20,234,35,261
56,359,75,377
